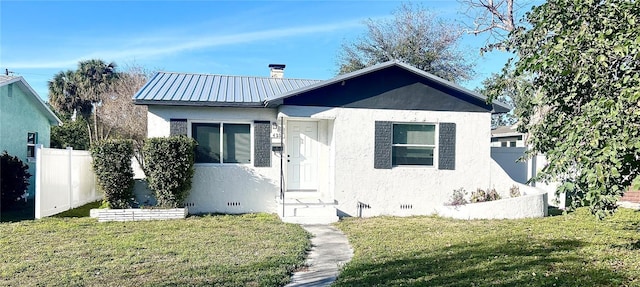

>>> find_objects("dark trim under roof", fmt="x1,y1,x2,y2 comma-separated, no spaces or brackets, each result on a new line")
264,61,510,113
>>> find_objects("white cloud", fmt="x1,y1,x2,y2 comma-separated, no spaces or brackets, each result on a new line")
4,19,362,70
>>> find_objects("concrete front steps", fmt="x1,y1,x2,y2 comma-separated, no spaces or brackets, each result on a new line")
277,197,339,224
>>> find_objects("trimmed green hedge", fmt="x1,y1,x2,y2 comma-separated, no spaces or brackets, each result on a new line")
143,136,196,208
91,140,134,208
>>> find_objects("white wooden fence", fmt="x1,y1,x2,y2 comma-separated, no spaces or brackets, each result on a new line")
35,145,101,218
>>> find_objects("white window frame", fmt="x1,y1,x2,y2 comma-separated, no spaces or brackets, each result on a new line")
188,120,254,165
391,122,438,168
27,132,37,159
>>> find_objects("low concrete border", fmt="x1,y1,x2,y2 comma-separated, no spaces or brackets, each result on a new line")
90,208,187,222
436,186,548,220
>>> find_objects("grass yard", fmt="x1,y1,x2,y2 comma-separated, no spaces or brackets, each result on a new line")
0,211,310,287
334,208,640,287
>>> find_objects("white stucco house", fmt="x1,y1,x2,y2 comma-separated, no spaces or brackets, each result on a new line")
133,61,547,223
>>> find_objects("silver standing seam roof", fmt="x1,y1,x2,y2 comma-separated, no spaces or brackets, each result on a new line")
133,72,321,107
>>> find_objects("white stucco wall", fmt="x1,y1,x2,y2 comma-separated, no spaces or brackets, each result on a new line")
147,105,281,214
147,104,535,218
282,106,495,217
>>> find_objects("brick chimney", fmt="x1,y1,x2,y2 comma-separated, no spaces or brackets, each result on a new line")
268,64,285,78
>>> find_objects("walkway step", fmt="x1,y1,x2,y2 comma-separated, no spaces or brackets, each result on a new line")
286,225,353,287
281,216,339,225
278,202,339,224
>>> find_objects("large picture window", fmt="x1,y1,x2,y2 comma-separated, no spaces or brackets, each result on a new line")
392,124,435,166
192,123,251,164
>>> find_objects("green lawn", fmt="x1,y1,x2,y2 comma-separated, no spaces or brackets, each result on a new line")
0,210,310,287
334,208,640,287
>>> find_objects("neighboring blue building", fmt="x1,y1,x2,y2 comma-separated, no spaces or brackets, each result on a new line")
0,75,61,199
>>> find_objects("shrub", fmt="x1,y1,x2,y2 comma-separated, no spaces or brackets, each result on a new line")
0,151,31,210
446,187,468,206
91,140,134,209
510,185,521,198
471,187,502,203
470,188,487,203
486,187,501,201
51,118,90,150
143,136,196,208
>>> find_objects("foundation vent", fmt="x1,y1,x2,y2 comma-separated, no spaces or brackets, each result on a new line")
400,204,413,209
227,202,241,207
184,202,195,207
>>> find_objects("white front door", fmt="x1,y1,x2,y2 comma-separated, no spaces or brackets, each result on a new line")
287,121,318,191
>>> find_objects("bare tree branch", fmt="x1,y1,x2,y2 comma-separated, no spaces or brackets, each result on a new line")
459,0,525,52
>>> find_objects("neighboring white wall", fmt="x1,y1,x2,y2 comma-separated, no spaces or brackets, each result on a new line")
147,106,280,214
284,106,495,217
35,146,100,218
491,147,564,208
490,147,529,184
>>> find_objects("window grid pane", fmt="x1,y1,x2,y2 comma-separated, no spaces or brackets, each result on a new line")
222,124,251,163
193,123,221,163
393,124,435,145
392,146,434,166
392,123,436,167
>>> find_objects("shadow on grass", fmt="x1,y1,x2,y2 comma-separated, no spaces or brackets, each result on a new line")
53,201,102,218
335,238,626,287
0,199,34,222
547,206,571,217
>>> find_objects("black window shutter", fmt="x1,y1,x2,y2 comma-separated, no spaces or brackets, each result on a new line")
253,121,271,167
170,119,187,136
438,122,456,170
374,121,392,169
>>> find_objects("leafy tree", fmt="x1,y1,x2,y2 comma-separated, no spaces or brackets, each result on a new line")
337,2,474,82
496,0,640,217
48,61,148,151
479,69,534,128
50,117,90,150
48,59,117,145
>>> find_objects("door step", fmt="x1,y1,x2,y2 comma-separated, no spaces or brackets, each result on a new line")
277,199,339,224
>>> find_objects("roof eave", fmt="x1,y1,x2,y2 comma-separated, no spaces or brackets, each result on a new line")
134,99,266,108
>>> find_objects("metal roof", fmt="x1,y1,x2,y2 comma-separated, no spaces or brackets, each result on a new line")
491,125,523,138
133,72,321,107
264,60,511,113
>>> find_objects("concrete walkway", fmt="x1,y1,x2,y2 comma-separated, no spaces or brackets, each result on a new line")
286,225,354,287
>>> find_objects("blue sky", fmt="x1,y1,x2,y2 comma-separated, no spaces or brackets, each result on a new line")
1,1,527,101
